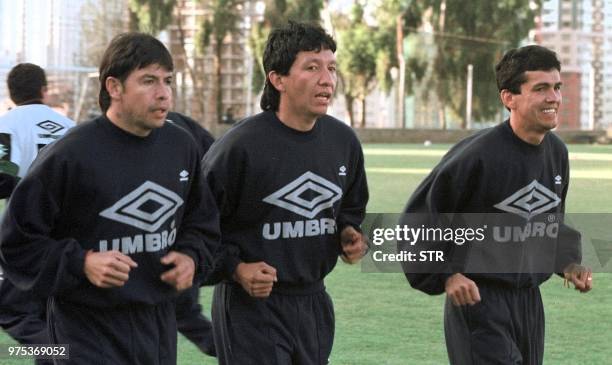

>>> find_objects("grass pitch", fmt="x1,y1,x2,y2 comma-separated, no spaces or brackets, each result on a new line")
0,143,610,364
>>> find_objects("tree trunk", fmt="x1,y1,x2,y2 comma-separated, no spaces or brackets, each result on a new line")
396,13,405,129
345,94,355,127
215,37,224,124
176,13,205,123
439,104,447,130
127,8,139,32
360,96,367,128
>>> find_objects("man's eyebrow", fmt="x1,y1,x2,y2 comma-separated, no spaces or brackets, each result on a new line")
140,74,159,79
140,73,173,80
303,57,336,64
531,81,563,88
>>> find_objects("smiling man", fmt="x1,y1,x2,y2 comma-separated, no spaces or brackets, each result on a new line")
402,45,592,364
0,33,219,364
202,21,369,364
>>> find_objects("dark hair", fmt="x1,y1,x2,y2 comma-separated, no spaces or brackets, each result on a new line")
260,21,336,111
495,45,561,94
7,63,47,105
98,32,173,112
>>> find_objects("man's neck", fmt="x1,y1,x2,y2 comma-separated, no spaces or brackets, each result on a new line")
509,118,546,145
105,108,151,137
275,109,318,132
16,99,44,106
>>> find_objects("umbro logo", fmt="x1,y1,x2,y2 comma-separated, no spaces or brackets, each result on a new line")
179,170,189,182
99,181,184,232
339,165,347,176
555,175,562,185
494,180,561,220
263,171,343,219
37,120,64,134
0,144,7,159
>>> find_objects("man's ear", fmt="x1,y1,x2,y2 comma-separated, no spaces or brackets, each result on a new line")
500,89,516,110
267,71,284,93
105,77,123,100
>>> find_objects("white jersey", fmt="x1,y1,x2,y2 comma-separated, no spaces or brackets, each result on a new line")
0,104,74,178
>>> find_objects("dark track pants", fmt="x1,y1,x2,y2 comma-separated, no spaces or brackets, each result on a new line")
444,285,544,365
48,298,177,365
176,285,215,356
212,281,334,365
0,279,52,365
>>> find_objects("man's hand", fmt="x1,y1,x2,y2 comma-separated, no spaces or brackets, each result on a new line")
563,263,593,293
233,262,277,298
84,250,138,288
160,251,196,291
340,226,367,264
445,273,481,306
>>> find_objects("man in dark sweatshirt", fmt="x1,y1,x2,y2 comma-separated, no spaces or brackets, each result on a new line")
0,33,220,364
402,45,592,365
202,21,369,364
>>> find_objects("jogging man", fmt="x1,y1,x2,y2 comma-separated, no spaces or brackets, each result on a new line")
202,21,369,364
0,33,219,364
403,45,592,364
0,63,74,365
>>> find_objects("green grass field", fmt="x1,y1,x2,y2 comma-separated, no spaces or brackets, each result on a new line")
1,143,611,364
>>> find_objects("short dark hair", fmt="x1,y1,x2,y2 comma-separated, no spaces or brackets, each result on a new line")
98,32,173,112
495,45,561,94
7,63,47,105
260,21,336,111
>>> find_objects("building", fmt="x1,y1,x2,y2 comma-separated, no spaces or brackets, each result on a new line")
0,0,97,119
168,0,264,128
535,0,612,129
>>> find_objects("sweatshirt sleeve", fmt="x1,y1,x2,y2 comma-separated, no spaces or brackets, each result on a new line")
172,151,221,281
0,132,20,199
201,139,244,282
0,172,18,199
336,139,369,233
555,156,582,275
0,152,87,298
401,149,479,295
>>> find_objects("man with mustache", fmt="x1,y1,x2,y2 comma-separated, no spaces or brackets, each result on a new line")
0,33,220,364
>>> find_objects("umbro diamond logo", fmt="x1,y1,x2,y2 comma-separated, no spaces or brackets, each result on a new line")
263,171,342,219
99,181,184,232
179,170,189,182
494,180,561,220
555,175,562,185
339,165,347,176
37,120,64,134
0,144,7,159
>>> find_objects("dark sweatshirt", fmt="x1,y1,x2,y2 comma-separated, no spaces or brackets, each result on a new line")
403,120,581,294
0,115,220,308
202,111,368,286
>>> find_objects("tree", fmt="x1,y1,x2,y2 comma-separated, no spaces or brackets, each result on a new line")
128,0,176,35
374,0,405,128
404,0,541,128
335,4,380,127
197,0,243,124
